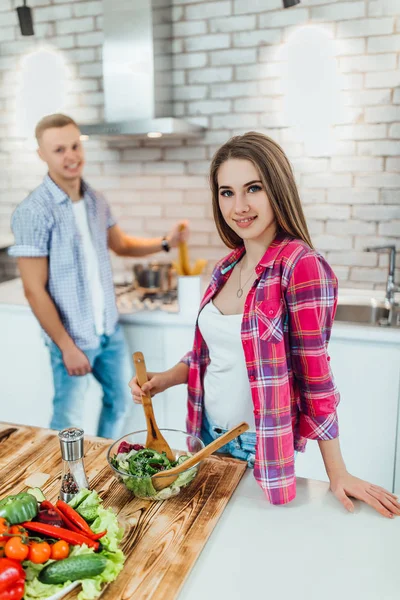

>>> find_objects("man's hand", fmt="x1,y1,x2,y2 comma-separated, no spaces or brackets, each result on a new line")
62,345,92,376
167,220,189,248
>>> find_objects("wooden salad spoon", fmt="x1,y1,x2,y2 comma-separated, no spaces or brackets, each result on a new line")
151,421,249,491
133,351,175,462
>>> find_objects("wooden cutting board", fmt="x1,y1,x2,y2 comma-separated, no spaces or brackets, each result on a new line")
0,422,247,600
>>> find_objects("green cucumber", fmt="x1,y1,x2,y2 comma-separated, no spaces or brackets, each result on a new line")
38,554,108,584
76,505,98,522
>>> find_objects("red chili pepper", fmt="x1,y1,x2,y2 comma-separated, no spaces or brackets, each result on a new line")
0,559,25,594
21,522,99,551
55,501,106,541
0,580,25,600
40,501,83,534
90,531,107,540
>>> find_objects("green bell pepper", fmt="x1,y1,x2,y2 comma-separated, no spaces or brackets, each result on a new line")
0,492,38,525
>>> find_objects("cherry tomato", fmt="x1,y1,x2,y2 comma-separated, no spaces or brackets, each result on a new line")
8,524,28,538
50,540,70,560
0,517,9,534
4,535,29,561
28,540,51,564
0,517,9,557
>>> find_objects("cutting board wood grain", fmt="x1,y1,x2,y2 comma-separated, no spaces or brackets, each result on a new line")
0,422,247,600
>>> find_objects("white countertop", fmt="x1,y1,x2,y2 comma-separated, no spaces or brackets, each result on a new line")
0,278,399,343
180,471,400,600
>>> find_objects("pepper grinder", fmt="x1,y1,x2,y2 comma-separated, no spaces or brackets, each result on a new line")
58,427,89,503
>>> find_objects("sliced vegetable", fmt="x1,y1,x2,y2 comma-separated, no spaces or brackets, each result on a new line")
0,493,37,525
21,522,99,551
26,488,45,503
38,554,108,585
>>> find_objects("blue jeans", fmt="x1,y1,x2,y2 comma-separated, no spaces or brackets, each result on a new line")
201,412,257,468
48,325,131,439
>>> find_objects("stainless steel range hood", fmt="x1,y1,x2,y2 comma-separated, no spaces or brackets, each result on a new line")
79,0,205,140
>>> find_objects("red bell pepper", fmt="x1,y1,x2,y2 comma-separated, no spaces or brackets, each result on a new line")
0,559,25,600
21,522,99,551
0,580,24,600
55,501,106,541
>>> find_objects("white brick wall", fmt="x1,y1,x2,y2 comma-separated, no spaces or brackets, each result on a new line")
0,0,399,289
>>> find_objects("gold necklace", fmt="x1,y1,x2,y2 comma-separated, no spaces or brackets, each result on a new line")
237,260,255,298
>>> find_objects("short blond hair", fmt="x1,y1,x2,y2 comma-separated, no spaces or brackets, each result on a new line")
35,113,79,143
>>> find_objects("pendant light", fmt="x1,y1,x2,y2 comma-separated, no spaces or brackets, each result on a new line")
16,0,34,36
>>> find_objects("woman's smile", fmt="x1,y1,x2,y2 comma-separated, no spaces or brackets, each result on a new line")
233,216,258,228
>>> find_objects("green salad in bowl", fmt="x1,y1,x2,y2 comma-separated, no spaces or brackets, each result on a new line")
106,429,204,500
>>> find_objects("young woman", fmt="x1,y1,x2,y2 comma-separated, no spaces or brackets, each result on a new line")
129,132,400,518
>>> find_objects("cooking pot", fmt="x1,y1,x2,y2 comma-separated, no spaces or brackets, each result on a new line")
133,262,174,292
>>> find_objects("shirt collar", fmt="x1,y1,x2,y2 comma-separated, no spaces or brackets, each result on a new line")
43,174,90,205
219,230,294,276
258,230,293,269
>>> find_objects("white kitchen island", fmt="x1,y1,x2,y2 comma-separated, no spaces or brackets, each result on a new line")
181,471,400,600
1,278,400,494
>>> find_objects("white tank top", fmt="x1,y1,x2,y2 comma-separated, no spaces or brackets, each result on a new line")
72,199,105,336
197,301,256,432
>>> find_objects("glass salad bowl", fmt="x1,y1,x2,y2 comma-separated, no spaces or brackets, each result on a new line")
106,429,204,500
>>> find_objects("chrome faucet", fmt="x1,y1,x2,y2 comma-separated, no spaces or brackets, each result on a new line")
364,245,399,323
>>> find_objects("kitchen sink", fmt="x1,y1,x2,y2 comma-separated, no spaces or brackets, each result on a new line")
335,301,400,327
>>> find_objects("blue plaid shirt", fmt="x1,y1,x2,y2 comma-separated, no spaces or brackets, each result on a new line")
9,175,119,349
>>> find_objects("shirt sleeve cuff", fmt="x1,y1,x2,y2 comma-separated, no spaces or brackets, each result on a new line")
8,245,48,258
180,351,192,367
299,411,339,440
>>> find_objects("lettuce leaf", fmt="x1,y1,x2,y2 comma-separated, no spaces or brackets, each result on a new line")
90,506,124,553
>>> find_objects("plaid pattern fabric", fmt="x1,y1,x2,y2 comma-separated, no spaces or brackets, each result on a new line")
9,175,118,349
183,232,340,505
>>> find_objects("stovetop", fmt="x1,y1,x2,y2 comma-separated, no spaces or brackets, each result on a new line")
115,284,179,314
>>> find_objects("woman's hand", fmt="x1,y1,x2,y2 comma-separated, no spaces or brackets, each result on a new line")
329,471,400,518
129,372,169,404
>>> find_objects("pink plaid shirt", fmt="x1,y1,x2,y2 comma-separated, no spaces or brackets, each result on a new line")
182,232,340,505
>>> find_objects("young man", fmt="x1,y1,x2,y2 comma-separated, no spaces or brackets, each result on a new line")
9,113,188,439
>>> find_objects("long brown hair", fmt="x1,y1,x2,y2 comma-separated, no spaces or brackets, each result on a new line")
209,131,313,249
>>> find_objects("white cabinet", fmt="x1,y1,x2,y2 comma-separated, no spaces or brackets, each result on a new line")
295,335,400,491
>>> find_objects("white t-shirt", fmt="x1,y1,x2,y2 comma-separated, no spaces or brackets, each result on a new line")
72,199,105,336
198,301,256,431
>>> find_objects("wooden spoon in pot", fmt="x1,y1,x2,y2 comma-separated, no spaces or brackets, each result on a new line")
133,351,175,462
151,421,249,491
